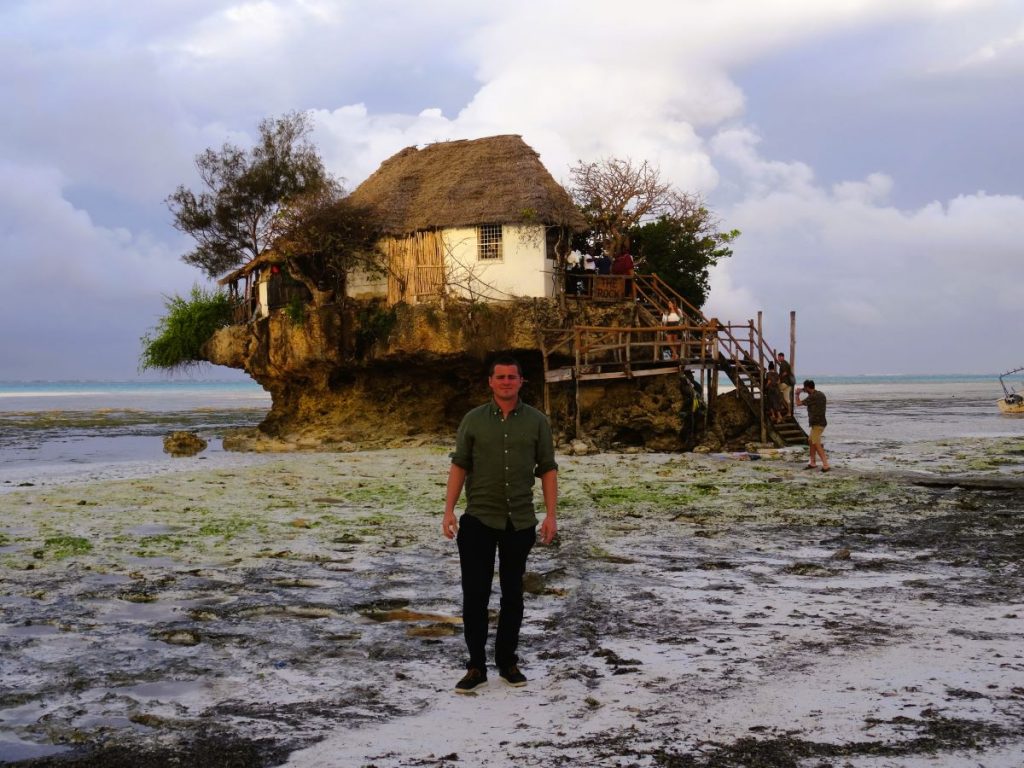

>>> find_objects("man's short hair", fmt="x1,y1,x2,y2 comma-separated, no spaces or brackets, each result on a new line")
777,352,786,358
489,355,523,377
803,379,815,389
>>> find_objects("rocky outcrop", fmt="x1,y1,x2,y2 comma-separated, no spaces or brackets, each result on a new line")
202,298,756,453
163,431,208,456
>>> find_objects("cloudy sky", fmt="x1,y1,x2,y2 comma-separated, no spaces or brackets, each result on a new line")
2,0,1021,379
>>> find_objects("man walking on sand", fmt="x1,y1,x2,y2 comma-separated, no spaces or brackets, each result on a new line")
442,355,558,694
795,379,830,472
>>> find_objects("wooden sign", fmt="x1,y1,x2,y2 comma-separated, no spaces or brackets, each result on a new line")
592,277,624,301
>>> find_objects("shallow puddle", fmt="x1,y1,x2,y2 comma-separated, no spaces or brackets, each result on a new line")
0,738,70,762
0,623,60,638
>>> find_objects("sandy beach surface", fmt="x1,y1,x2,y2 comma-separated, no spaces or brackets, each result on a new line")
2,437,1023,767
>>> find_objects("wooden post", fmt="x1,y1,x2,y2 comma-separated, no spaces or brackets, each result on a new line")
540,332,551,417
789,310,797,414
574,328,582,438
758,311,766,443
709,332,719,417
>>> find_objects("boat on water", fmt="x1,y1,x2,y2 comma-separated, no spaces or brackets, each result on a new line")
997,366,1024,414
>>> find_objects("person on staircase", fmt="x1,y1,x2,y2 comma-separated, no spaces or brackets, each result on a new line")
661,301,682,360
795,379,830,472
776,352,795,415
764,361,786,423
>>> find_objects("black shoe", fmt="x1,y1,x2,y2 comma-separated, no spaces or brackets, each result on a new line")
499,665,527,687
454,667,487,694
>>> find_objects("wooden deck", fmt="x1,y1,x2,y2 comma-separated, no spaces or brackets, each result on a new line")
541,274,808,447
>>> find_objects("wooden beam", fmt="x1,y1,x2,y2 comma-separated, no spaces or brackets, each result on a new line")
545,368,574,383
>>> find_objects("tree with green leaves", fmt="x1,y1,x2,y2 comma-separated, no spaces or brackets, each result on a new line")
569,156,738,309
272,184,383,307
629,201,739,310
167,111,330,279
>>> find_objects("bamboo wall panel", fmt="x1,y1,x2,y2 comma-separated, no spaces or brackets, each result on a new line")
383,231,446,305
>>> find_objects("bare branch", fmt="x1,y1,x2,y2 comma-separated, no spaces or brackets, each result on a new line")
569,157,672,253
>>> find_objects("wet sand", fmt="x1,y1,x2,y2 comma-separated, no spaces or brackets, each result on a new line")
1,438,1023,767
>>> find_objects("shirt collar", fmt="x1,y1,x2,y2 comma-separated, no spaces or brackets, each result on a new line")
489,398,522,417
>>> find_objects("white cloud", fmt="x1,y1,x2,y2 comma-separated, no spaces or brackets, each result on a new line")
0,160,204,378
706,135,1024,372
950,22,1024,71
1,0,1020,377
190,3,288,57
832,173,893,205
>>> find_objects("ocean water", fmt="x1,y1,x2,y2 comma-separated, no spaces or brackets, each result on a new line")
1,375,1022,491
0,380,273,491
805,374,1022,441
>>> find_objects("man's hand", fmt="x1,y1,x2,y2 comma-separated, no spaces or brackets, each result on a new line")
442,509,459,540
539,513,557,545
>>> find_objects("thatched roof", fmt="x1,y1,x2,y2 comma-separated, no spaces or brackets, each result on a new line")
348,135,585,236
217,250,285,286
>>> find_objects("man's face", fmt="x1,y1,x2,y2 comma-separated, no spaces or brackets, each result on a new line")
489,364,523,403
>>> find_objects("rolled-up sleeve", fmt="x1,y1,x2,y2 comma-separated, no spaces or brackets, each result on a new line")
449,413,475,471
534,414,558,477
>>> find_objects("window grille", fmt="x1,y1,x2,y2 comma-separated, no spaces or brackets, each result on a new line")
477,224,503,260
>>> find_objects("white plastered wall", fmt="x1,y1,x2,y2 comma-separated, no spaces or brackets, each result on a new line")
346,268,388,300
256,273,270,318
443,224,553,300
344,223,555,303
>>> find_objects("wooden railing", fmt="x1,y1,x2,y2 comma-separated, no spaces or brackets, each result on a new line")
544,272,805,444
541,324,717,385
230,298,253,324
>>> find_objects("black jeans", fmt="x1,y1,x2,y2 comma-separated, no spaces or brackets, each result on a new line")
456,513,536,671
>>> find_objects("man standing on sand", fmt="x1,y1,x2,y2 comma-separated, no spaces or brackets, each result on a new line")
442,356,558,693
776,352,794,415
795,379,830,472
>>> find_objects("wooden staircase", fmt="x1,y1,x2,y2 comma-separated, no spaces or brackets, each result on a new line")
717,355,806,447
542,273,808,447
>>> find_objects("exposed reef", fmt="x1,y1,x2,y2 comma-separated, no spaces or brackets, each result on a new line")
203,298,761,453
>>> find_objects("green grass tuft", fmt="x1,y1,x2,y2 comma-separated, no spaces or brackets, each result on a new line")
140,285,235,371
42,535,92,559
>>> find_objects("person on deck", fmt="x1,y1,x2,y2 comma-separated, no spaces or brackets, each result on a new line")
611,250,634,297
565,251,584,295
795,379,830,472
611,250,634,276
442,356,559,694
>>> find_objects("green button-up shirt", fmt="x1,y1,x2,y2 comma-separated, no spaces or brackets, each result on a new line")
450,399,558,531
